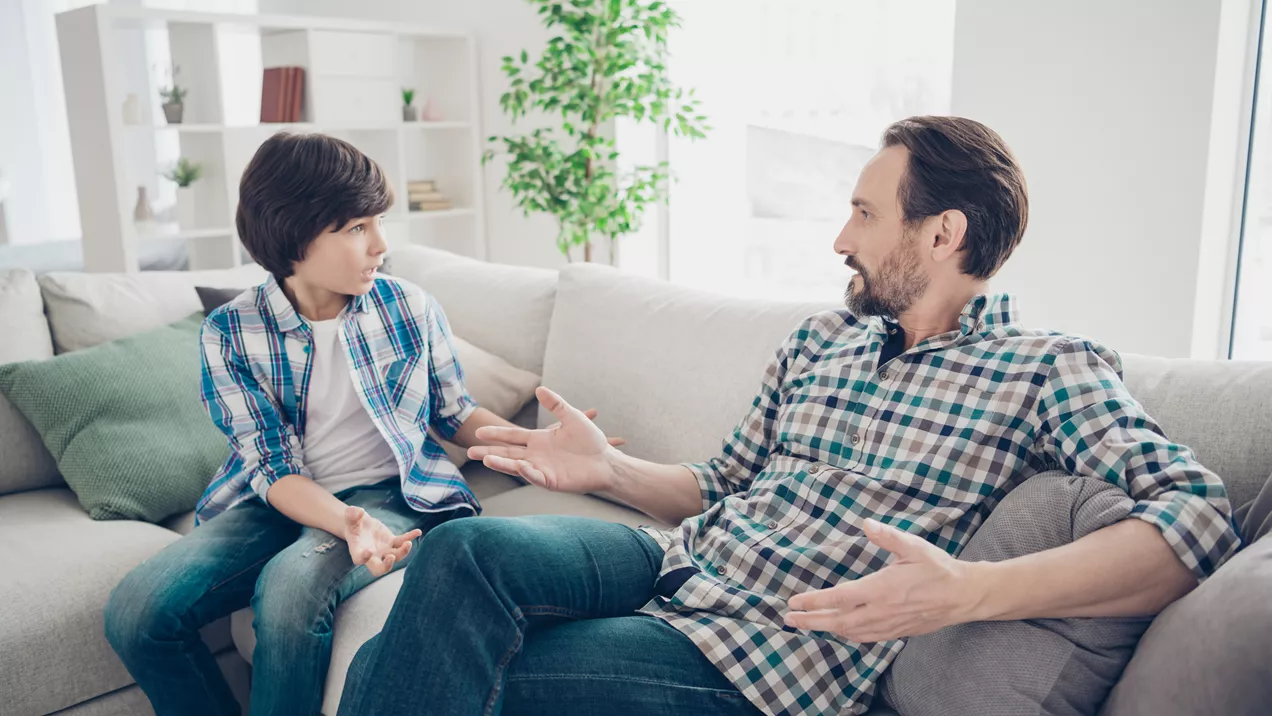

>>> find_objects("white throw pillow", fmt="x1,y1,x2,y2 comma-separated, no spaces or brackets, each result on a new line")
434,336,541,467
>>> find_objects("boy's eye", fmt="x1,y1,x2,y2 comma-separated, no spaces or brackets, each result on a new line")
349,224,365,234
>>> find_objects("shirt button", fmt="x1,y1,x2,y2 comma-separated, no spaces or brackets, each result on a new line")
879,370,889,380
716,565,728,576
303,345,311,354
807,464,821,475
851,434,861,445
767,520,779,529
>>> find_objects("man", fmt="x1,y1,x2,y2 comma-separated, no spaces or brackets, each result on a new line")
337,116,1238,716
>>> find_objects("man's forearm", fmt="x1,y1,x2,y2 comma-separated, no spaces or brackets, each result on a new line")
605,450,705,526
968,518,1197,622
266,474,350,538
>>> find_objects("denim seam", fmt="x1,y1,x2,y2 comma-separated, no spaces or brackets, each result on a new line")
503,671,745,697
207,554,275,594
483,605,527,716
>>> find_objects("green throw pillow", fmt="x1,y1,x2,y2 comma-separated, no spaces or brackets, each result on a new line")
0,313,228,522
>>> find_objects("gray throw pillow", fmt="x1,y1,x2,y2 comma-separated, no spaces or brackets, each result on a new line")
195,285,247,317
1100,472,1272,716
879,472,1154,716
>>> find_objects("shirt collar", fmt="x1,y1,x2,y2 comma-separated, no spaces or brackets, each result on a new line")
259,273,371,334
958,292,1017,334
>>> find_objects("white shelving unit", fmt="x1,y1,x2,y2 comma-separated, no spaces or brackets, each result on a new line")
57,4,487,272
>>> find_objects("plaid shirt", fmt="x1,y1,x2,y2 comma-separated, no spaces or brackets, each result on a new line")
195,274,477,525
638,293,1238,716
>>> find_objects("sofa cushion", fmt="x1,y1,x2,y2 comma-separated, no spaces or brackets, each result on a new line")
0,489,232,715
1119,354,1272,515
39,264,266,353
1100,526,1272,716
435,336,541,468
384,245,557,375
540,263,835,465
0,314,226,522
0,268,61,495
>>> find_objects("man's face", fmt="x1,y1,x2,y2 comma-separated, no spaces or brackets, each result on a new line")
834,145,931,319
292,214,388,297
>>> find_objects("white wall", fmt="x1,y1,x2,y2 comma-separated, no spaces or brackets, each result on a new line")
261,0,569,269
952,0,1254,359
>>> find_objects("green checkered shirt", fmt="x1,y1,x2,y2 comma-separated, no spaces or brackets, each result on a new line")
639,293,1238,716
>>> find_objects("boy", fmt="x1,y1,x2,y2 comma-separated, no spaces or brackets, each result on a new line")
103,132,520,715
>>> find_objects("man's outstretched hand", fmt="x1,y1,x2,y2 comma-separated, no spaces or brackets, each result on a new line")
466,386,622,494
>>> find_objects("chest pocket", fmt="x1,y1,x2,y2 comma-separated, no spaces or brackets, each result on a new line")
380,353,425,412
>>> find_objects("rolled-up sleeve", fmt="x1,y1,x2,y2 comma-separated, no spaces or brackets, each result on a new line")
1033,339,1240,580
200,319,309,504
418,292,478,442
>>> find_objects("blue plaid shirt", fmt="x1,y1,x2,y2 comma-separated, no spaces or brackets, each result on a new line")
195,274,478,525
639,293,1239,716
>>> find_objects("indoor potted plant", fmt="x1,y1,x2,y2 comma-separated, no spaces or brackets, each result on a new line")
163,158,204,228
484,0,708,263
159,65,188,124
402,87,418,122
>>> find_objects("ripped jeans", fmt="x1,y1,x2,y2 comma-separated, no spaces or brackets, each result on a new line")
104,479,460,716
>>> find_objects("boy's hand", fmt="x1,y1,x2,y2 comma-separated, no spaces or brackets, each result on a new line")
343,506,422,577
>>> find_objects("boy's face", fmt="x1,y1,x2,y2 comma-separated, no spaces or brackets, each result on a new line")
293,214,389,297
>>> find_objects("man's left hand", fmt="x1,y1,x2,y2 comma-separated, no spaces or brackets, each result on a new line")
783,518,988,643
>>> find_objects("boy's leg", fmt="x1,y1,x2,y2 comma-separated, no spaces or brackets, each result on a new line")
337,515,666,716
103,498,298,716
502,615,763,716
248,481,459,716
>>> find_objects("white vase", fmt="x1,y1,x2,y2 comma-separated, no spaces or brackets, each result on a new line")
176,187,197,228
122,94,142,125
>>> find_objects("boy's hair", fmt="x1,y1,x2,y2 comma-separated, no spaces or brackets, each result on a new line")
236,132,393,279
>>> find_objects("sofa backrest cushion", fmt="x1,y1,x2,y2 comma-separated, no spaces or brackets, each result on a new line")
541,264,835,465
385,246,558,376
0,269,62,495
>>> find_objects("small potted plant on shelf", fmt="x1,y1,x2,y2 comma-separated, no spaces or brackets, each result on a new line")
402,87,418,122
159,65,188,124
163,157,204,228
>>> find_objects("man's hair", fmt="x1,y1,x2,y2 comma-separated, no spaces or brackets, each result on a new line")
882,116,1028,280
236,132,393,279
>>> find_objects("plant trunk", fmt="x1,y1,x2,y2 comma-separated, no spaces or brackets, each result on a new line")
584,242,592,262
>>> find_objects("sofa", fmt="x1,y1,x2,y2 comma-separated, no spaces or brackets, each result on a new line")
1,244,1269,716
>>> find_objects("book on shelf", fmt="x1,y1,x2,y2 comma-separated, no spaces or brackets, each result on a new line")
410,200,454,212
408,191,448,202
260,66,306,123
407,180,437,192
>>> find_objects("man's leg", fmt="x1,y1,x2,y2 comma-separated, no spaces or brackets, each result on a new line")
248,482,459,716
501,615,762,716
103,499,299,716
337,515,666,716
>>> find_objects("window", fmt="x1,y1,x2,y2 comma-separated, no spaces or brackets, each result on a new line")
1232,0,1272,359
662,0,956,301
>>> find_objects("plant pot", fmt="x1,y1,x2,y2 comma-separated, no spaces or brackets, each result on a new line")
402,105,418,122
176,187,197,228
163,102,184,124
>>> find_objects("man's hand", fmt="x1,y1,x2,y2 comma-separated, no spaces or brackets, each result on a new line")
466,386,620,493
783,518,986,643
343,506,422,578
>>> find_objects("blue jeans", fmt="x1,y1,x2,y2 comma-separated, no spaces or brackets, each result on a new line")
337,515,762,716
103,481,459,716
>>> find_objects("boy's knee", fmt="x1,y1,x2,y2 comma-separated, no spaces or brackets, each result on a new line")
966,473,1136,562
252,556,337,638
104,566,176,654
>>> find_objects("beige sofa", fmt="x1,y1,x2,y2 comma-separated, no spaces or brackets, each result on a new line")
1,245,1269,715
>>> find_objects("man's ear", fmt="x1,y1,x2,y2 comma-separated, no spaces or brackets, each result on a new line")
931,210,968,263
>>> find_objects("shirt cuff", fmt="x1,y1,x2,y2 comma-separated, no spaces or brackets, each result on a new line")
1129,491,1241,581
683,461,732,512
432,394,479,442
248,458,311,505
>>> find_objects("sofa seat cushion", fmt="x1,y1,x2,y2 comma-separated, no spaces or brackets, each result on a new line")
0,490,231,715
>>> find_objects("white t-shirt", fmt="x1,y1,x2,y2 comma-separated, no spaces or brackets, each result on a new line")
301,315,400,494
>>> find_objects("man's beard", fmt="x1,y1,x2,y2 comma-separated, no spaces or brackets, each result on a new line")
843,232,930,318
